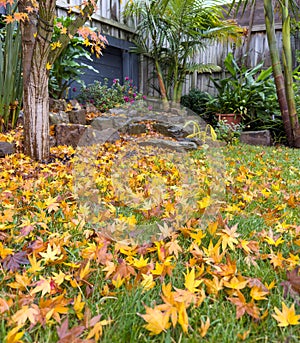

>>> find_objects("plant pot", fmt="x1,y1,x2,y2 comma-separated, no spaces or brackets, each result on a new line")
215,113,242,126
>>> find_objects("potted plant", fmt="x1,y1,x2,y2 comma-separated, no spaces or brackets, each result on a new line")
207,53,274,127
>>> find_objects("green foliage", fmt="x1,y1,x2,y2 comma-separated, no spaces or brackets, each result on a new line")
209,53,278,119
124,0,241,103
49,16,99,99
292,51,300,115
180,89,216,125
77,77,144,112
215,120,244,145
0,4,23,132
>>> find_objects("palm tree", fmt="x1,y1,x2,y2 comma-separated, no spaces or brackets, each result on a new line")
124,0,241,105
230,0,300,147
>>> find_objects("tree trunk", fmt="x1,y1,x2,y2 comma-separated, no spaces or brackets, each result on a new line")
19,0,56,160
263,0,294,146
281,0,300,147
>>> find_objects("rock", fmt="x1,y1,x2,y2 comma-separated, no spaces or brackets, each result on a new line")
49,111,69,125
240,130,272,146
0,142,15,157
85,103,98,113
109,108,127,116
69,99,81,110
49,98,67,112
91,117,115,130
137,138,198,152
69,109,86,125
122,123,147,135
91,116,129,131
152,122,188,139
55,124,87,148
79,127,121,146
49,136,57,148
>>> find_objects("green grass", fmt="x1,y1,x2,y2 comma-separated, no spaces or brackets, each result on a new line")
0,142,299,342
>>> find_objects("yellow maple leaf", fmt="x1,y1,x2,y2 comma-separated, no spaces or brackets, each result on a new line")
40,243,63,264
73,294,85,319
28,253,44,274
217,224,240,251
141,274,156,291
6,326,24,343
224,276,248,290
86,319,113,340
250,286,269,301
8,273,31,291
140,306,171,335
272,302,300,327
184,267,202,293
0,242,14,259
177,301,189,333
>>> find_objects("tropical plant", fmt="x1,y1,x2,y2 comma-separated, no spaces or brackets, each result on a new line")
49,16,99,99
124,0,242,105
208,53,278,121
0,3,22,132
77,77,144,112
230,0,300,147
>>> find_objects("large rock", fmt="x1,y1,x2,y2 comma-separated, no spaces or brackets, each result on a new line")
91,116,129,131
49,98,67,112
240,130,272,146
137,138,198,152
49,111,69,125
55,124,87,148
69,109,86,125
0,142,14,157
152,122,188,139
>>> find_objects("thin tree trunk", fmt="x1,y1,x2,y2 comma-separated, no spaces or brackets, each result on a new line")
281,0,300,147
263,0,293,146
155,60,169,110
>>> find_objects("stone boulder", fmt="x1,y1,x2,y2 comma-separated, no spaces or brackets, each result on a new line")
240,130,272,146
0,142,15,157
55,124,87,148
49,111,69,125
137,138,198,152
69,109,86,125
49,98,67,112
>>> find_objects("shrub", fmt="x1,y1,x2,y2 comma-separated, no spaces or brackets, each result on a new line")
77,77,144,112
215,120,244,145
180,89,216,125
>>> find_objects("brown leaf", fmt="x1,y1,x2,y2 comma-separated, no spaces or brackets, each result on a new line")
2,251,29,271
286,267,300,294
56,318,85,343
113,259,136,280
280,267,300,305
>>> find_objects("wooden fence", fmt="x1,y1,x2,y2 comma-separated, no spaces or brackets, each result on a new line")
55,0,300,98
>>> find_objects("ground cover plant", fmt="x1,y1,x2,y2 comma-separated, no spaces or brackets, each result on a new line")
0,128,299,343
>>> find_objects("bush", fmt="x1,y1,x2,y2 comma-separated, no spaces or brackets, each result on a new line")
180,89,216,125
77,77,144,112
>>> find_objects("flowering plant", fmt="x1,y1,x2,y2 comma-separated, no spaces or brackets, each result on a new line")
77,77,144,112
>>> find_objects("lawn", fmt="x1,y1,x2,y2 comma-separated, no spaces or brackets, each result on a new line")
0,129,299,343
